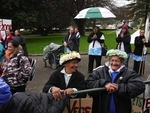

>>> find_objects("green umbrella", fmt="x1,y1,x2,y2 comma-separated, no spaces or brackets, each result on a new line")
74,7,116,19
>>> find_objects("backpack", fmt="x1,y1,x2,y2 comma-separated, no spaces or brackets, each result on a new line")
17,55,36,81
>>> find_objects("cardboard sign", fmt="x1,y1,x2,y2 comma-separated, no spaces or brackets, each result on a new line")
0,19,12,30
64,98,92,113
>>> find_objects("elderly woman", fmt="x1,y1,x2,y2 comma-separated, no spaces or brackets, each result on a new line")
42,51,86,99
1,39,32,94
86,49,145,113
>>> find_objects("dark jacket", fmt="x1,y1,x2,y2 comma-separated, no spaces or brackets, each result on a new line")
87,31,104,44
63,33,79,52
86,65,145,113
116,33,131,54
134,36,150,55
0,92,68,113
42,67,86,98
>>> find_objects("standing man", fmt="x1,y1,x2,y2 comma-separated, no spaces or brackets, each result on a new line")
13,30,28,56
42,51,86,99
86,49,145,113
63,27,79,52
133,30,150,76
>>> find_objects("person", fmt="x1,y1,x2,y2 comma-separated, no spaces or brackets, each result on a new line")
87,26,105,73
63,27,79,52
13,30,28,56
133,30,150,76
86,49,145,113
2,29,14,49
0,77,68,113
116,25,132,67
42,51,86,100
74,27,81,51
1,39,32,94
0,41,5,76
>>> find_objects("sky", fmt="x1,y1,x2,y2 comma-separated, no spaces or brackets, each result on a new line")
114,0,133,7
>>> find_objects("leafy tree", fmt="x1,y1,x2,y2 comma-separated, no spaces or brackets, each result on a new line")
127,0,150,26
52,0,114,35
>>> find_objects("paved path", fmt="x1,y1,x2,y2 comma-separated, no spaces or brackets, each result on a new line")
26,54,150,93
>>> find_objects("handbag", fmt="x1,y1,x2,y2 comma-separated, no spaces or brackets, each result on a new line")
101,42,108,56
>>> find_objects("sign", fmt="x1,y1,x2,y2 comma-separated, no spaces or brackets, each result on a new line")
64,98,92,113
0,19,12,30
64,95,150,113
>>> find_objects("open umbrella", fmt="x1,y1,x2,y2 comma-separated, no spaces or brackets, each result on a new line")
74,7,116,19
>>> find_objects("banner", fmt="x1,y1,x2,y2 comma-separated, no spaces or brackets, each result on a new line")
0,19,12,30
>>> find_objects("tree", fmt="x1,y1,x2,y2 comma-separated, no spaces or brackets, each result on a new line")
52,0,114,35
127,0,150,26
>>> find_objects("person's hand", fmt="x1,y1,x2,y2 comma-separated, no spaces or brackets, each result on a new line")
142,38,146,43
105,83,118,93
64,88,74,97
120,33,124,38
51,87,64,100
63,42,67,46
93,34,97,39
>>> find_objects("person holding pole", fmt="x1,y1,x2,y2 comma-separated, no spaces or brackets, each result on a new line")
133,30,150,76
86,49,145,113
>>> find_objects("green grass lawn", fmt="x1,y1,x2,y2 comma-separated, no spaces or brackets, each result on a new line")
25,30,146,54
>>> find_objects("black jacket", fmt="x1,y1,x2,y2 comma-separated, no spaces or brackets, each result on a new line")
0,92,67,113
86,65,145,113
133,36,150,55
42,67,86,98
63,33,79,52
116,33,131,54
87,31,104,44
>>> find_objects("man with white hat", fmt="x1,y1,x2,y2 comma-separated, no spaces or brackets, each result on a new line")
43,51,86,100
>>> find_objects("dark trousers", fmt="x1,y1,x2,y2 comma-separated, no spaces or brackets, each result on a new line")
11,85,26,95
88,55,102,73
133,60,145,76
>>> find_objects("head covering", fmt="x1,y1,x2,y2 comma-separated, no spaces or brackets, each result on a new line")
59,51,81,65
106,49,127,60
122,25,128,30
0,77,12,107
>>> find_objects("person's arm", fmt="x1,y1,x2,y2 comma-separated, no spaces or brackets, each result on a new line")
134,36,143,46
116,34,122,43
42,71,59,93
121,34,131,44
117,69,145,98
20,35,26,45
87,33,95,43
96,34,105,43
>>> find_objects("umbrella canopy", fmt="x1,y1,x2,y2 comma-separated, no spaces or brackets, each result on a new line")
74,7,116,19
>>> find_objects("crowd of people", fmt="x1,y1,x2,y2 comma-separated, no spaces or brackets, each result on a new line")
0,23,149,113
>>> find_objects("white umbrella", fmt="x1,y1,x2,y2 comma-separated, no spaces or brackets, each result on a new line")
74,7,116,19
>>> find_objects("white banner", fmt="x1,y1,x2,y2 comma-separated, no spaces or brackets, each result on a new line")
0,19,12,30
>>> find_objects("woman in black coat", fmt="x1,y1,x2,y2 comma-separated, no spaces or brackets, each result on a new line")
116,26,131,67
133,30,150,76
86,49,145,113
